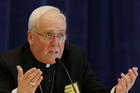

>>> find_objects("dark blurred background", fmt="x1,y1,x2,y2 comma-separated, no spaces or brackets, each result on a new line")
0,0,140,92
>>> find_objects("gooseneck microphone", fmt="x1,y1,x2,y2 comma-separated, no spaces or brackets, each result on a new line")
55,58,77,93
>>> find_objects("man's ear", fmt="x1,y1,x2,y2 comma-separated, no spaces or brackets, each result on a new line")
27,30,33,45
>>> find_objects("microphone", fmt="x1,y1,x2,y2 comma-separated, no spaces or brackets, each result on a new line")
55,58,77,93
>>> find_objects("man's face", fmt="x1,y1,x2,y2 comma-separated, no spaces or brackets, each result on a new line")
28,10,66,64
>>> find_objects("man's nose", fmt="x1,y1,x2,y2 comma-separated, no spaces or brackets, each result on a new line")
50,36,59,45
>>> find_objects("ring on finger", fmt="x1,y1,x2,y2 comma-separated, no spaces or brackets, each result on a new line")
30,82,36,86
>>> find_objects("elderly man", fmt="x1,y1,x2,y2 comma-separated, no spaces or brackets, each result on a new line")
0,6,138,93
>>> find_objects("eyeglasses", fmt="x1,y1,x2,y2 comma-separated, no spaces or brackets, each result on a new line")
33,31,66,41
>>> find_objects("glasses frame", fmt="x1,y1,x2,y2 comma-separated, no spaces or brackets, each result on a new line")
32,31,66,41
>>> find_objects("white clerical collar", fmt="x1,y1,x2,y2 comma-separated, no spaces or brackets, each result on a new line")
46,64,50,68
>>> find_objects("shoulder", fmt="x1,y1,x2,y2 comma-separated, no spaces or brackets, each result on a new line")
62,43,87,65
0,43,29,56
0,43,29,66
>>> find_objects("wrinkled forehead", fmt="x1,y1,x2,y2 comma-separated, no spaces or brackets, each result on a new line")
36,10,66,33
39,10,66,25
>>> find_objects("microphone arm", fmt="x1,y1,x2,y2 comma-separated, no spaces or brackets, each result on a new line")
55,58,77,93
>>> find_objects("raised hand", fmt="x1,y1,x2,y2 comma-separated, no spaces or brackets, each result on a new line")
16,65,43,93
116,67,138,93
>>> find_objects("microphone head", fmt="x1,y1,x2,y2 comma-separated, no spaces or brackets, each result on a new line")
55,58,61,63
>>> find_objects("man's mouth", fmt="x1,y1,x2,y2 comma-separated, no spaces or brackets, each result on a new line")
48,51,58,54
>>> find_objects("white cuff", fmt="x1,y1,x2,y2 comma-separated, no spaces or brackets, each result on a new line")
11,88,17,93
110,86,116,93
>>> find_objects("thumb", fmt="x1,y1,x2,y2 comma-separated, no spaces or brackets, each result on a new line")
16,65,23,81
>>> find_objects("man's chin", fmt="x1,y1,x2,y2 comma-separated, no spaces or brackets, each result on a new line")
40,55,61,64
41,59,56,65
49,61,56,65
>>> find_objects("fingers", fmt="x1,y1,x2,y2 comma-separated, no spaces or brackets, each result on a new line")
121,73,131,89
16,66,43,93
27,69,42,83
23,68,43,87
23,67,37,79
118,78,127,90
128,69,136,83
34,76,43,88
17,65,43,86
126,67,138,85
132,67,138,77
17,65,23,81
117,67,138,92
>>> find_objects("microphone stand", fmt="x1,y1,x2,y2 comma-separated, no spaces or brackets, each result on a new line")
55,58,77,93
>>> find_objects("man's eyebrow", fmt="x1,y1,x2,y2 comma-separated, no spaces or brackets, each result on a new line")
59,30,65,32
44,30,65,32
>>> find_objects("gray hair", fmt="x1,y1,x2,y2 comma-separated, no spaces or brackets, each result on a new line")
28,6,66,31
